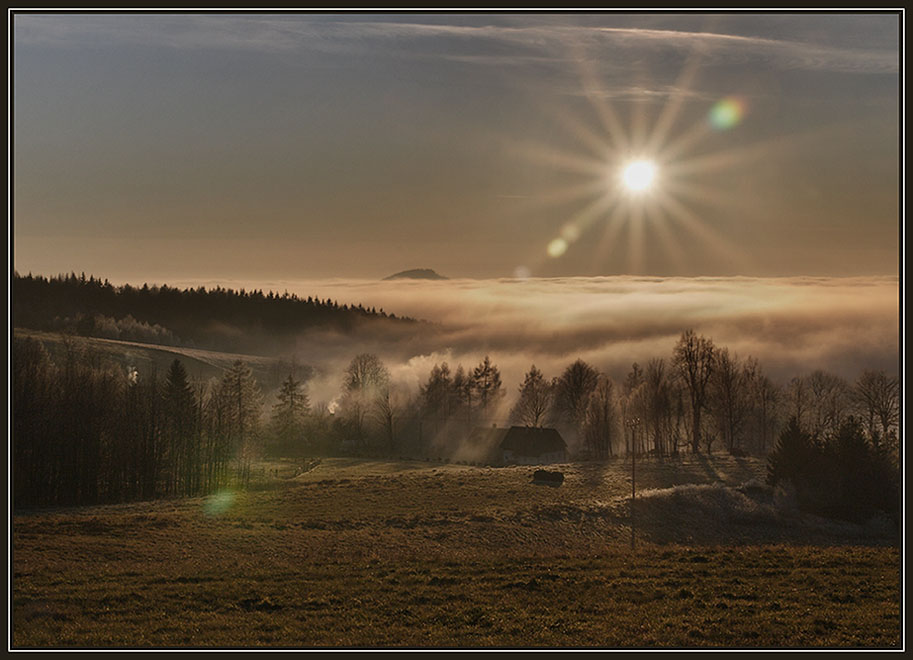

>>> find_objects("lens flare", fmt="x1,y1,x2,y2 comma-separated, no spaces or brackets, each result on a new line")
204,490,236,516
547,238,568,258
561,224,581,242
708,97,746,130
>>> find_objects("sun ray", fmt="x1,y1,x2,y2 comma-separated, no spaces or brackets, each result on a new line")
655,113,714,165
543,103,615,162
643,203,688,274
665,120,865,179
560,188,623,241
626,199,646,274
645,49,706,156
573,50,629,154
652,189,752,269
527,190,622,276
588,198,631,275
660,177,754,213
629,93,652,154
507,140,609,177
519,178,617,212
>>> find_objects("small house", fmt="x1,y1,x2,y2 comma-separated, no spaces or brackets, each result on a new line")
468,425,567,466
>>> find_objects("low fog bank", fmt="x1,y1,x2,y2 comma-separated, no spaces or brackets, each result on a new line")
174,276,899,408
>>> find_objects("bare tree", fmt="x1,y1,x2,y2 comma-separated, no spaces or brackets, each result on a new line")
344,353,390,395
643,358,672,456
553,358,600,437
583,375,620,459
510,365,553,427
709,349,754,454
340,353,390,451
748,370,780,454
373,385,403,453
853,370,900,440
621,363,645,455
785,376,810,432
672,329,716,453
805,370,850,438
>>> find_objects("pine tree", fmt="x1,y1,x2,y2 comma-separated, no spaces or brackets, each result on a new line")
213,360,263,485
269,374,310,456
162,359,197,495
471,356,503,415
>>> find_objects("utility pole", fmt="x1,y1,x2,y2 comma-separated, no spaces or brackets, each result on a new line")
626,416,641,551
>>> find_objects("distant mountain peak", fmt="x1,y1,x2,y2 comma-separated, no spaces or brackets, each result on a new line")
383,268,448,281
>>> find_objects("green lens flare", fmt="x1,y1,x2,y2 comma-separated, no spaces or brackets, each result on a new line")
204,490,236,516
709,97,745,130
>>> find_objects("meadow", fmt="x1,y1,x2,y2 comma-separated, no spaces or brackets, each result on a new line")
12,455,900,648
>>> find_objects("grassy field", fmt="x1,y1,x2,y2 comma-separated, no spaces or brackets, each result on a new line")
11,456,901,648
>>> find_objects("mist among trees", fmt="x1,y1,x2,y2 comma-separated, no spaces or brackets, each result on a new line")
12,321,899,526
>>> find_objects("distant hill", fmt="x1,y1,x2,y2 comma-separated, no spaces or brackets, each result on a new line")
12,272,420,356
383,268,448,281
13,328,303,392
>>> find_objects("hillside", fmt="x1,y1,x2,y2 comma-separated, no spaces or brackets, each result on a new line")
12,273,420,355
13,329,304,392
383,268,448,280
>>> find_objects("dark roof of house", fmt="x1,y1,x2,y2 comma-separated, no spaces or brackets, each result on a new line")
499,426,566,457
467,426,510,449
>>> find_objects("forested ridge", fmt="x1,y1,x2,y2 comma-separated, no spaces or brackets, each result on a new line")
12,272,418,354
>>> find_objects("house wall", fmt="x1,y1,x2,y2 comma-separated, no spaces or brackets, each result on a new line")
501,449,566,465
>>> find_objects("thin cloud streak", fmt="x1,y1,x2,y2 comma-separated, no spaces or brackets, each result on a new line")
16,16,898,74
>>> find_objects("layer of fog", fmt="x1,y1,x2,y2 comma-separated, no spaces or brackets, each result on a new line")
174,275,899,411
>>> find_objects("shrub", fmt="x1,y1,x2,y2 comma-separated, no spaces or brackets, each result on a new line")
768,416,899,525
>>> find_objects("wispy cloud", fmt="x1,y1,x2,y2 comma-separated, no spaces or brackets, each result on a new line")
15,15,898,75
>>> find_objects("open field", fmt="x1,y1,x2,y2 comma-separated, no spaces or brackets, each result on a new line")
12,456,901,648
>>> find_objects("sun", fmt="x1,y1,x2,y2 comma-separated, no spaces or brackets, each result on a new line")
622,160,657,192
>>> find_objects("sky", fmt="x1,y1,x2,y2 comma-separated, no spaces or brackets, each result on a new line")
12,11,901,282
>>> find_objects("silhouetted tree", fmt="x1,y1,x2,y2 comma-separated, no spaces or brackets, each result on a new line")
553,359,599,442
747,369,780,454
583,375,619,459
452,365,472,429
211,361,263,486
672,330,716,453
268,374,310,457
471,356,503,417
12,272,417,356
805,370,850,439
767,416,819,502
709,349,754,454
768,415,899,524
643,358,673,456
339,353,390,451
420,362,453,434
853,370,899,441
373,385,404,453
509,365,553,427
162,359,199,496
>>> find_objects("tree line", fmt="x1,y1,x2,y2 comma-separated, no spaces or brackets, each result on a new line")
12,272,417,354
13,337,266,506
503,330,898,463
12,329,899,510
